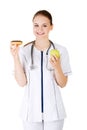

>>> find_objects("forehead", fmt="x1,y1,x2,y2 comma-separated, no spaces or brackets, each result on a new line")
33,15,50,24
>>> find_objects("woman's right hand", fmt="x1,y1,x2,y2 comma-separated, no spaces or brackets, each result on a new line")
10,43,19,58
10,42,27,87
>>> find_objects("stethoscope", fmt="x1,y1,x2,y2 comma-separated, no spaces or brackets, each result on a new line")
30,40,55,71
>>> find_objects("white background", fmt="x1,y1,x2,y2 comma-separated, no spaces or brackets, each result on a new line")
0,0,87,130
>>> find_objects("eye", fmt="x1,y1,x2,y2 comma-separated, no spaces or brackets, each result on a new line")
34,24,39,27
43,24,47,27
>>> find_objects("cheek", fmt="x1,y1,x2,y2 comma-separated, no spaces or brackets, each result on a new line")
46,29,51,34
46,27,52,32
33,28,37,34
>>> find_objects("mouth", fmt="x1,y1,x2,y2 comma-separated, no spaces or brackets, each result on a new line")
36,32,45,35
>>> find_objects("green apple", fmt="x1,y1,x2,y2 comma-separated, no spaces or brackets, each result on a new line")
50,49,60,58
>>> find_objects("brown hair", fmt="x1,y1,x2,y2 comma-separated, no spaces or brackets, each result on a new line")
32,10,53,25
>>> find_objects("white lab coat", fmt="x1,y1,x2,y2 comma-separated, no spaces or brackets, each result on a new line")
19,42,72,122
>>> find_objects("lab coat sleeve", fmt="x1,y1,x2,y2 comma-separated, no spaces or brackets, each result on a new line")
60,47,72,76
18,46,30,85
18,46,27,73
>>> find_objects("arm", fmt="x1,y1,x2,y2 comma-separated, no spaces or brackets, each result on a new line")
10,44,27,87
50,56,67,88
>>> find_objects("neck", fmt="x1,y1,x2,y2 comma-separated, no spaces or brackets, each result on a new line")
34,39,51,51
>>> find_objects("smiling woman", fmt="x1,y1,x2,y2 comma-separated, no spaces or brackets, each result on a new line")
32,10,53,44
10,10,72,130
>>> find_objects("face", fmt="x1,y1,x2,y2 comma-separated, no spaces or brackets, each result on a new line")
33,15,53,39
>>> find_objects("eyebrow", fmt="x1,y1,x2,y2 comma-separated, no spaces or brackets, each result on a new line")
33,22,49,25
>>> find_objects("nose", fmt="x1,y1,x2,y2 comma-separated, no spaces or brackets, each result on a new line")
38,26,43,32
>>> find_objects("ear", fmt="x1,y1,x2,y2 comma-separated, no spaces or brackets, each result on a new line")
50,24,53,30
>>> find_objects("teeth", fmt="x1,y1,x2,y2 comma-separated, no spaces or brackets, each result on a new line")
37,32,44,35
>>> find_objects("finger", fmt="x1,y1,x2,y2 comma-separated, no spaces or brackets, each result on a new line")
50,55,57,62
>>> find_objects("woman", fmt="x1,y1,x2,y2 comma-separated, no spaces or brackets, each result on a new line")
10,10,72,130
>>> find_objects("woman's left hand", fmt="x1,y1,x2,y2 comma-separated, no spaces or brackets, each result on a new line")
50,55,60,70
50,55,67,87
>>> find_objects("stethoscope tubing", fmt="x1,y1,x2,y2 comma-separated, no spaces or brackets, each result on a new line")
30,40,55,70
